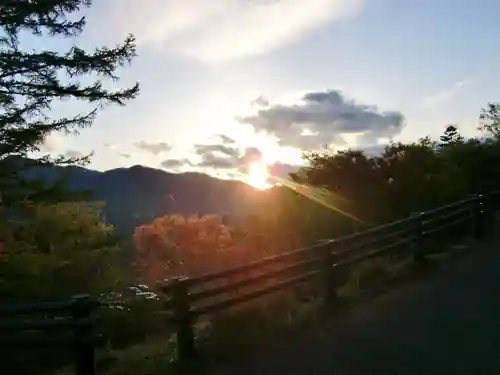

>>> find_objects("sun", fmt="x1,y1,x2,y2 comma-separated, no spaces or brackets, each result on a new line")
248,161,271,190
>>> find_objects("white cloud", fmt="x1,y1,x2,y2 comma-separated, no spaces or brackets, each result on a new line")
238,90,405,150
104,143,118,151
133,141,172,155
106,0,365,62
422,79,471,107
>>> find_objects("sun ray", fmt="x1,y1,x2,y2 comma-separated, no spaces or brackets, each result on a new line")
270,174,366,225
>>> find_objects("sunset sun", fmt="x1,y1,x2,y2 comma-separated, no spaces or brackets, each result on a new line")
248,161,270,190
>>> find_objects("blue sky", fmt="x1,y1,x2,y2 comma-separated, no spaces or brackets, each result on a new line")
38,0,500,184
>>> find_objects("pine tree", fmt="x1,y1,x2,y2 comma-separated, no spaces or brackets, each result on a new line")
0,0,139,206
439,125,464,147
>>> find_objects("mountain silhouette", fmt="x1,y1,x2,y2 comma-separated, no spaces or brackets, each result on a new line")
20,160,265,233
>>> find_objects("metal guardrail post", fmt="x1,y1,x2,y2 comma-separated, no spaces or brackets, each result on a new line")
323,240,348,307
170,277,196,361
472,194,485,240
483,192,496,238
412,212,427,264
323,244,338,305
71,295,96,375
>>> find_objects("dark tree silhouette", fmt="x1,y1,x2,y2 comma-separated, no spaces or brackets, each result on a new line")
440,125,464,147
479,103,500,139
0,0,139,205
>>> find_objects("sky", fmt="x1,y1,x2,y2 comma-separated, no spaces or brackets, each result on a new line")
36,0,500,186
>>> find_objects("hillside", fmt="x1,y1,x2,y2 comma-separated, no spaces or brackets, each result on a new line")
23,162,267,234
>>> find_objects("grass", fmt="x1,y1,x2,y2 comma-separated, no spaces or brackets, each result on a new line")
54,235,477,375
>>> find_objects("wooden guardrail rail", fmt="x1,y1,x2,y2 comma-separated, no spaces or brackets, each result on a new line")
0,295,100,375
159,192,499,360
1,192,498,370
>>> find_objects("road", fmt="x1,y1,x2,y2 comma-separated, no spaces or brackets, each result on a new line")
212,241,500,375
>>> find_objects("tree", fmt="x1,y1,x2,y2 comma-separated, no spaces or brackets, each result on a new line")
258,183,351,243
235,198,304,259
0,201,126,302
134,215,236,283
134,210,305,285
479,103,500,139
290,134,470,229
295,148,385,225
0,201,165,373
439,125,464,147
377,139,465,218
0,0,139,206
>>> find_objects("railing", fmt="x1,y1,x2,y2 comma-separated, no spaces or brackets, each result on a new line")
158,192,499,360
0,294,100,375
1,192,498,370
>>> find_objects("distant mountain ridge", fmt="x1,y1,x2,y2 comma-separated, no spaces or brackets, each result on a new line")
21,161,265,233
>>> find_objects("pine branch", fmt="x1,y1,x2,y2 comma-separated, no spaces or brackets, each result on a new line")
0,0,90,41
0,0,140,206
0,34,137,79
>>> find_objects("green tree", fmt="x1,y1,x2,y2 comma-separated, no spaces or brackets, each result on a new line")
290,135,468,231
439,125,464,147
437,122,500,194
479,103,500,139
377,139,465,218
0,201,127,302
295,148,385,225
0,0,139,206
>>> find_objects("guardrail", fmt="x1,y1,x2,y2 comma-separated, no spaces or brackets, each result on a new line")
0,295,100,375
159,192,499,360
1,192,498,370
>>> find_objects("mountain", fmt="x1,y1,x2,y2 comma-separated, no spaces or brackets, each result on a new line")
25,163,264,233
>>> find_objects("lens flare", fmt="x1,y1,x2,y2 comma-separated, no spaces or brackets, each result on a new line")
248,161,270,189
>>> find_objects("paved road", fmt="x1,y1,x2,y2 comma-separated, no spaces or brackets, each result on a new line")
212,242,500,375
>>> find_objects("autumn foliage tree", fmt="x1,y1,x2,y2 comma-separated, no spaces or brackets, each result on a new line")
134,210,306,285
134,215,236,283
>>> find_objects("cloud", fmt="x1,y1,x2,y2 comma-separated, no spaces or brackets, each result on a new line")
194,143,241,169
194,144,239,159
107,0,365,62
64,149,84,158
193,140,299,179
159,137,301,184
238,90,405,150
158,143,244,171
160,158,194,169
104,143,118,150
133,141,172,156
102,143,134,158
422,79,470,107
193,142,265,171
252,96,270,107
215,134,237,144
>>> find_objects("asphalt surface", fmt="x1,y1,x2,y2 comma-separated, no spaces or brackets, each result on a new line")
212,240,500,375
